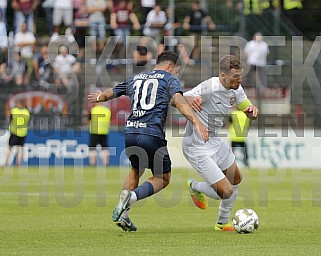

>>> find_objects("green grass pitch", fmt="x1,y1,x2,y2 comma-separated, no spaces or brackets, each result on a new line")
0,166,320,255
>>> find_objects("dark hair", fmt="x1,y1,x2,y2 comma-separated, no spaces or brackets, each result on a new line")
219,55,242,74
156,50,180,66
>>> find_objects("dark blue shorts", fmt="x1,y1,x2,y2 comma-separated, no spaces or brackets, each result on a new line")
89,134,108,149
125,134,172,174
9,133,25,146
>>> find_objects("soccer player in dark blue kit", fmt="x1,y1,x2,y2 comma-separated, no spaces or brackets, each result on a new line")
88,50,208,231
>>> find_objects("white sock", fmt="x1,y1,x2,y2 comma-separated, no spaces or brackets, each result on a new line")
129,191,138,204
193,181,220,200
121,191,137,218
217,184,240,224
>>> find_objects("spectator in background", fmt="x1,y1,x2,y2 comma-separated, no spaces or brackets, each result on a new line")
74,0,90,59
14,22,36,83
0,62,11,82
0,0,7,27
32,45,48,80
110,0,140,57
0,20,9,83
164,6,181,36
158,28,191,66
89,102,112,166
42,0,54,36
0,15,10,83
132,36,154,73
5,99,30,167
87,0,109,54
12,0,39,34
53,45,81,87
112,0,132,10
183,0,216,60
51,0,73,40
143,5,166,43
33,46,55,88
0,11,7,65
9,51,28,86
244,32,269,88
140,0,155,25
228,109,250,167
73,0,84,16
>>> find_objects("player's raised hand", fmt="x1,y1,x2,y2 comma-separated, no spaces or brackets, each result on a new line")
243,105,259,120
186,96,202,112
195,121,209,142
87,90,103,103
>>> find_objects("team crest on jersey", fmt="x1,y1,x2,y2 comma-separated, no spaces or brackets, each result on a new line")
230,97,236,105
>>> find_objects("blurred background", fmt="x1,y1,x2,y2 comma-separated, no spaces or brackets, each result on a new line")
0,0,320,167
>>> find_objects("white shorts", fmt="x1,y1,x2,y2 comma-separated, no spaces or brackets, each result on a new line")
182,135,235,185
53,8,73,26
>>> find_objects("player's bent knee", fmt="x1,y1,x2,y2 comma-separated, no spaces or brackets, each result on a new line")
231,165,242,185
233,175,242,185
164,175,171,187
216,184,233,199
220,187,233,199
163,180,170,188
156,172,171,188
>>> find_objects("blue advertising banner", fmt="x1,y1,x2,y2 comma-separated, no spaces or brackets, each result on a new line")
23,130,128,166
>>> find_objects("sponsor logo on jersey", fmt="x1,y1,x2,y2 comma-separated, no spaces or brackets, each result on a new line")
132,110,146,117
126,120,147,128
230,97,236,105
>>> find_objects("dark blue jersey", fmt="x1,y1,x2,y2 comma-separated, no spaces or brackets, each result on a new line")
113,70,183,139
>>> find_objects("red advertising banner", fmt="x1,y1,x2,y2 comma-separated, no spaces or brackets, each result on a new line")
6,91,68,129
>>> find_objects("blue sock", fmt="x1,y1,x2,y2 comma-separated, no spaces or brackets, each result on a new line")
133,181,155,201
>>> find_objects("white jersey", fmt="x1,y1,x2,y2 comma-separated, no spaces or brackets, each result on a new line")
182,77,248,182
184,77,248,137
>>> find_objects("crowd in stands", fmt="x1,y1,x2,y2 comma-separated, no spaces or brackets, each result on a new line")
0,0,305,89
0,0,221,89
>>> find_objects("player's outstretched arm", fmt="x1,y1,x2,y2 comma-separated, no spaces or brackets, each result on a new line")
87,88,115,103
237,99,259,120
243,105,259,120
172,93,208,142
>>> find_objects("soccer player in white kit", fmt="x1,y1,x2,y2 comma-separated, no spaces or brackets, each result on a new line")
182,55,259,231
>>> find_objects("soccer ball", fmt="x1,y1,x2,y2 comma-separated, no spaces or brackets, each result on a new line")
232,208,259,234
